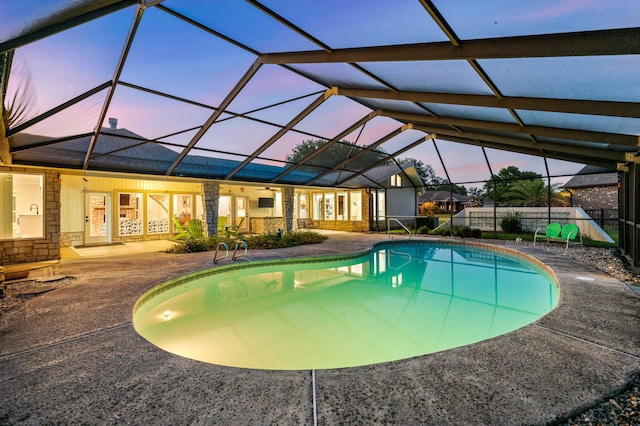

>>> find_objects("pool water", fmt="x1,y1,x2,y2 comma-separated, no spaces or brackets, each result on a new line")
133,242,558,370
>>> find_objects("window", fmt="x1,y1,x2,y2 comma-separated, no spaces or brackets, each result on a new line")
349,191,362,221
147,194,169,234
390,174,402,187
313,193,323,220
119,192,142,236
336,192,347,220
173,194,192,226
376,190,386,219
324,193,335,220
298,193,309,219
0,172,44,239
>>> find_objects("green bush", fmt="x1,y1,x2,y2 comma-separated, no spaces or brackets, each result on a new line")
168,231,328,253
500,211,523,234
168,236,221,253
416,225,431,234
431,226,453,236
245,231,328,249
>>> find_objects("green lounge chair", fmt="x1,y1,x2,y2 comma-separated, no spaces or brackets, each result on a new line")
188,219,204,238
559,223,583,252
533,222,562,247
217,216,227,234
225,217,245,239
173,216,191,240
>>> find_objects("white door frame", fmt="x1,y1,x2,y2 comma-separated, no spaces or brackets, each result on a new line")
84,192,112,245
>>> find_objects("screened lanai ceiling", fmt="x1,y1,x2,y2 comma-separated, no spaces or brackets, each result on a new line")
1,0,639,188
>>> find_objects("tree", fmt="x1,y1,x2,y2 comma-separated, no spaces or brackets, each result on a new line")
466,187,484,206
285,139,389,173
482,166,541,203
431,181,468,195
1,52,36,165
502,178,569,207
398,158,439,186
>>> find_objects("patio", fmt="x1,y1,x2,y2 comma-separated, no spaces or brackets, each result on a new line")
1,232,638,424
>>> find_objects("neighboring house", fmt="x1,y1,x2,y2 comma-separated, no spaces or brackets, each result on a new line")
563,165,618,215
0,126,424,264
418,191,471,214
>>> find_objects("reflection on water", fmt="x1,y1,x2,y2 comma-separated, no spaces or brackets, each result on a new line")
134,244,558,370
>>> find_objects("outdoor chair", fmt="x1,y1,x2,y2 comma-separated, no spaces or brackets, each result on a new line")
188,219,204,238
224,217,245,239
173,216,191,240
558,223,583,252
533,222,562,247
534,222,583,253
297,218,315,229
217,216,227,234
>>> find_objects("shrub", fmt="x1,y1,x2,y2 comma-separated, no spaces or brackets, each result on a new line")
416,225,431,234
242,231,328,250
168,231,328,253
500,211,523,234
168,236,220,253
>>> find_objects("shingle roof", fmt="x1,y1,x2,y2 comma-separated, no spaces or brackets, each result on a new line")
563,165,618,189
418,190,470,204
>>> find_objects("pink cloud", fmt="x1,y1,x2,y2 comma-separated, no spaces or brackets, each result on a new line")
522,0,599,21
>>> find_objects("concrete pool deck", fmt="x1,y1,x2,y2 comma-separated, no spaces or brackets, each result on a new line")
1,232,638,424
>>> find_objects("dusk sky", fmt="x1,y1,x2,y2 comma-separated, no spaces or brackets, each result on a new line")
2,0,639,187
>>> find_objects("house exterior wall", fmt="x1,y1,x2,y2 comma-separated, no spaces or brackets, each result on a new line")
1,168,384,265
569,186,618,212
60,173,202,246
386,187,416,218
0,167,60,264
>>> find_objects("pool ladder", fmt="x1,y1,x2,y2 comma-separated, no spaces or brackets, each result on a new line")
213,240,249,264
387,218,412,240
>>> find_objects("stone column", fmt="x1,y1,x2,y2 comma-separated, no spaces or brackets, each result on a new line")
283,186,294,233
201,181,220,236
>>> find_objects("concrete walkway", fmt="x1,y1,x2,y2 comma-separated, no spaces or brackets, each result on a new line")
1,233,638,424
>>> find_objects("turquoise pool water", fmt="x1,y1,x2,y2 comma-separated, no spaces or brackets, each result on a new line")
133,242,558,370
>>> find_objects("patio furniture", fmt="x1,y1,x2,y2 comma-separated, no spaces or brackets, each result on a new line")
217,216,227,233
188,219,204,238
225,217,245,239
297,218,315,229
533,222,562,247
534,222,583,253
173,216,191,240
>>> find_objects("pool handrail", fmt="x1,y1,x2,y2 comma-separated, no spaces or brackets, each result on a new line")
387,218,412,239
232,240,249,261
213,241,229,264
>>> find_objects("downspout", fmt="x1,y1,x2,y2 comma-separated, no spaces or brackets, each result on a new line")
543,157,551,223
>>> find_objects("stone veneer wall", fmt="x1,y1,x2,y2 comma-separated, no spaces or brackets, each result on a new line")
60,231,83,247
283,186,294,232
0,168,61,264
202,180,220,236
250,217,284,234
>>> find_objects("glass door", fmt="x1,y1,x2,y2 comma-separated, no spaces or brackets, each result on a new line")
85,192,111,245
235,196,248,233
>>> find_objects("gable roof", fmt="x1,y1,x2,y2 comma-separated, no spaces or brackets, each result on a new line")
316,160,424,189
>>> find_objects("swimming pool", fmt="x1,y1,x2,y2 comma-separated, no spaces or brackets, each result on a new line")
133,241,558,370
